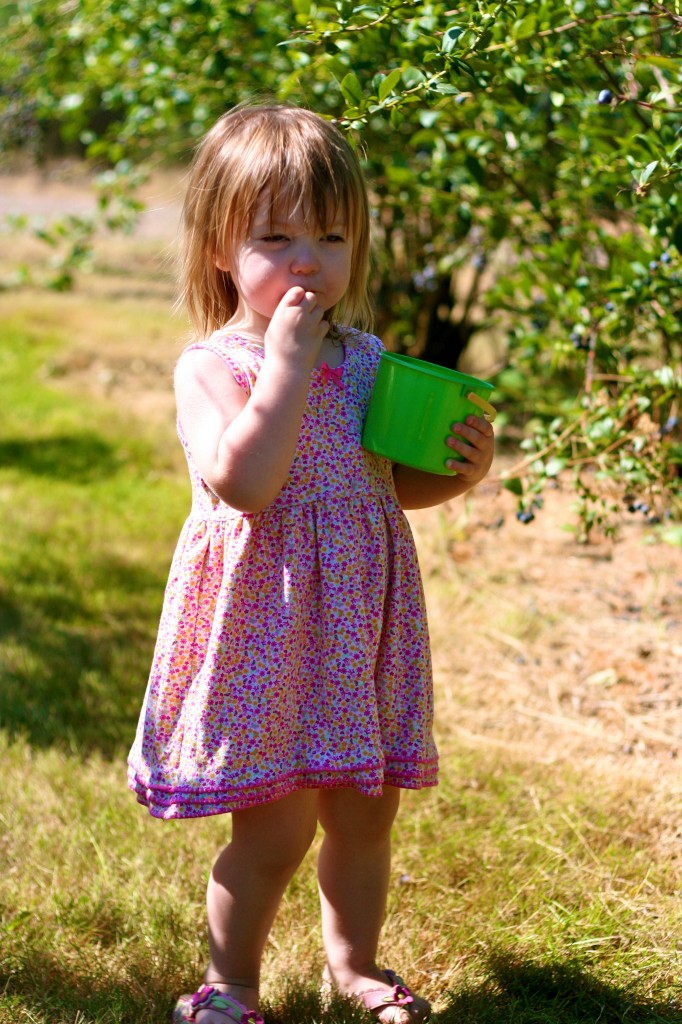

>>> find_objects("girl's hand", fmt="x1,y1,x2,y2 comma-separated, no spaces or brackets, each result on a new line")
393,414,495,509
265,286,328,367
444,414,495,483
176,287,332,513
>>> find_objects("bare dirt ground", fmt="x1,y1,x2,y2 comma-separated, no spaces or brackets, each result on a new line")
410,484,681,768
0,162,184,237
3,167,680,790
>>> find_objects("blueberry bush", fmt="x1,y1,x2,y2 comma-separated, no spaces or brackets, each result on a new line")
1,0,680,537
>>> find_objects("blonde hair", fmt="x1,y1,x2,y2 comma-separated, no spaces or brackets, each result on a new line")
180,104,373,338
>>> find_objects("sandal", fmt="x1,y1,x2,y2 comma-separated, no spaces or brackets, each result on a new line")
323,968,430,1024
173,985,264,1024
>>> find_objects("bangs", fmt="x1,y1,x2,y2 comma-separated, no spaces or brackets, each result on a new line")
224,117,362,244
259,187,350,237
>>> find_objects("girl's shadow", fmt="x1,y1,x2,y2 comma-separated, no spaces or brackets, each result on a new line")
4,952,679,1024
436,951,681,1023
265,955,681,1024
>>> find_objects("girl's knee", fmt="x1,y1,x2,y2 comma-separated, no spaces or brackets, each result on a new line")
231,791,318,873
318,787,400,845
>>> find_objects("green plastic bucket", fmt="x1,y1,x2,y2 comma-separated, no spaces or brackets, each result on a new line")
362,352,496,476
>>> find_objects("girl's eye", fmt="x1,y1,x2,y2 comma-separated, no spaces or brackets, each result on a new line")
325,234,345,243
261,234,288,243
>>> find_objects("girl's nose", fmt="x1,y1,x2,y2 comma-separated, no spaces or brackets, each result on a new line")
291,241,320,275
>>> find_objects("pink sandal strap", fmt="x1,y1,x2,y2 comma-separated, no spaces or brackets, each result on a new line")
356,971,430,1023
173,985,263,1024
356,972,414,1013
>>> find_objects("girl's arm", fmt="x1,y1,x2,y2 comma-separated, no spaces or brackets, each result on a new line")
392,414,495,510
175,288,327,513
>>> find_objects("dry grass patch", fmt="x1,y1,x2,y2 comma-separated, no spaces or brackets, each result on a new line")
409,480,682,771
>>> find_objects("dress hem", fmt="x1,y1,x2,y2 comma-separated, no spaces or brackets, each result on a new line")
128,762,439,820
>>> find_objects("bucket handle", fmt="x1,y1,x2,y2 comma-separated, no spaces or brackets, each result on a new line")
467,392,497,423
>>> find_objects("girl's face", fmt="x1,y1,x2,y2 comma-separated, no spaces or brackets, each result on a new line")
217,192,353,337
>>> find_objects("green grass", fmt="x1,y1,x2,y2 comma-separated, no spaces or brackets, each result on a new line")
0,296,186,756
1,285,681,1023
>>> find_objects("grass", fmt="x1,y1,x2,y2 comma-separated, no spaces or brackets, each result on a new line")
0,293,186,756
0,256,681,1023
2,738,680,1023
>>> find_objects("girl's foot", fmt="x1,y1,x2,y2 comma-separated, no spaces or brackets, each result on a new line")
173,983,262,1024
323,967,430,1024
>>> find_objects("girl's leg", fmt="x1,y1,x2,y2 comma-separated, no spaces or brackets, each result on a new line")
317,786,429,1023
199,789,319,1023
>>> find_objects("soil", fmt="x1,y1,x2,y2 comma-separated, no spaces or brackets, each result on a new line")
3,167,680,788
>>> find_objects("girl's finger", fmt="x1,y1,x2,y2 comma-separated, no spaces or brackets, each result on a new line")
447,426,485,451
453,415,494,436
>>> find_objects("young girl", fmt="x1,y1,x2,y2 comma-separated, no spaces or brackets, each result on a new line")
128,104,494,1024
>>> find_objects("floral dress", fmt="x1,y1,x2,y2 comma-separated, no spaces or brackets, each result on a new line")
127,326,438,818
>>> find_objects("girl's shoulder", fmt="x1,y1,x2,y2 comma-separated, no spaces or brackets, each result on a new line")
335,325,385,359
181,328,264,359
178,329,263,392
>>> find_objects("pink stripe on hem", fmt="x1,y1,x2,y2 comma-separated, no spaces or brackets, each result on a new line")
128,763,439,820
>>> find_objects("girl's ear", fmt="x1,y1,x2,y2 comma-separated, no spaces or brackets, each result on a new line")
214,251,231,273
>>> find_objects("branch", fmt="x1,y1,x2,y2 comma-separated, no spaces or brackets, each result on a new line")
495,417,586,481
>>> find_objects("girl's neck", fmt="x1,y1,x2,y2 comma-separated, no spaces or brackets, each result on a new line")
226,328,265,347
222,314,265,347
222,323,344,368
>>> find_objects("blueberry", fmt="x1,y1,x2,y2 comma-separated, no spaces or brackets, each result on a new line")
649,260,659,271
661,251,672,264
605,301,615,312
516,510,535,524
597,89,614,105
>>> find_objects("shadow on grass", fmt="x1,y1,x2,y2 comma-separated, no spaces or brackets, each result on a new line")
2,953,680,1024
439,951,681,1023
0,946,175,1024
0,963,368,1024
0,549,162,758
0,433,122,483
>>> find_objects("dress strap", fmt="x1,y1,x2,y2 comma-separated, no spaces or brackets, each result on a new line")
183,334,259,393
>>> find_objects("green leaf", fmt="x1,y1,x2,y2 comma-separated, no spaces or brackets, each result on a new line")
419,110,441,128
464,154,484,184
545,457,566,477
505,66,526,85
639,160,659,185
503,477,524,496
340,71,363,106
402,67,425,89
378,68,402,102
513,14,536,40
673,221,682,254
637,54,680,73
441,25,463,54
